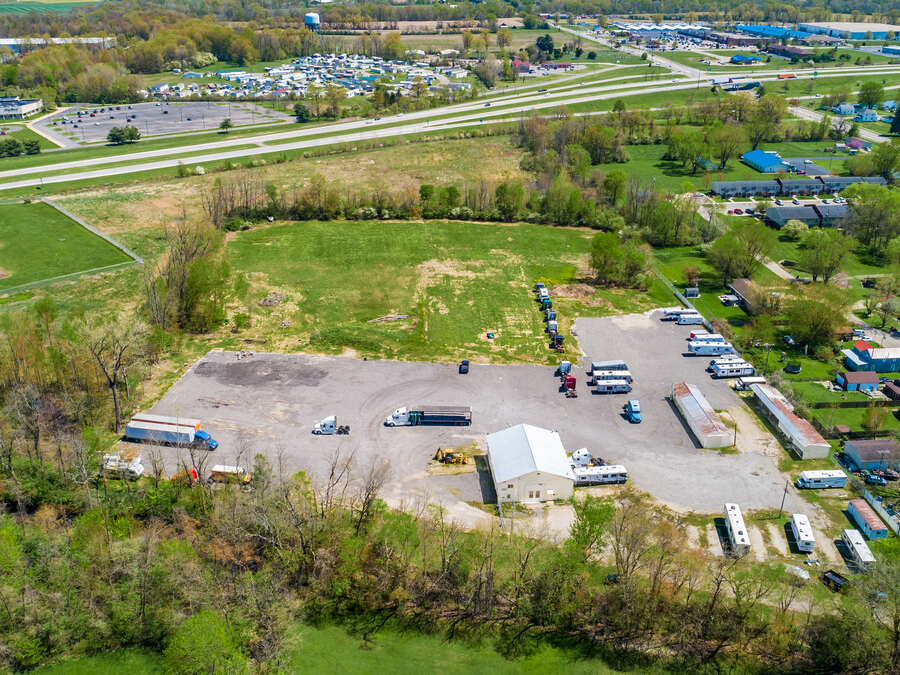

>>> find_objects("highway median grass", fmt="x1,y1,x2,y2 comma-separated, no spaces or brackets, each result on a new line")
0,202,134,292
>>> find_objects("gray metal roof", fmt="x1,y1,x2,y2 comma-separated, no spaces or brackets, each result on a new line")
486,424,575,484
750,384,829,452
671,382,730,437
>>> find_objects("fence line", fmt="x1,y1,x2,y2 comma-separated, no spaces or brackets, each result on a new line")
809,399,900,410
43,198,144,264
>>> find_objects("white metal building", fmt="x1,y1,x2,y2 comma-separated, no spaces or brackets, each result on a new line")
790,513,816,553
724,503,751,556
671,382,734,448
487,424,575,504
749,384,830,459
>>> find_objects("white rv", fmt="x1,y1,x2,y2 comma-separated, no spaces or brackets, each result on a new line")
795,470,847,489
661,307,697,321
711,362,755,379
676,312,703,325
790,513,816,553
842,528,876,571
691,333,726,343
573,464,628,485
708,356,746,368
688,342,734,356
724,503,751,557
595,380,632,394
592,369,633,384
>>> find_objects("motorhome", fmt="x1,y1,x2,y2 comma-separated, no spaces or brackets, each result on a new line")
842,528,876,571
661,308,697,321
688,342,735,356
592,369,633,384
795,470,847,489
573,464,628,486
676,312,703,325
595,380,632,394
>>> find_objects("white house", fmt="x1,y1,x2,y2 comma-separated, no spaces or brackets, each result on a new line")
487,424,575,503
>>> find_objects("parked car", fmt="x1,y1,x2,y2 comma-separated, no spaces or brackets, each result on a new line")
792,197,800,205
866,474,888,486
733,208,743,215
458,360,469,374
775,199,783,205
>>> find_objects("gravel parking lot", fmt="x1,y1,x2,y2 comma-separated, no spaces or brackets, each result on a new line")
39,101,294,144
142,312,807,518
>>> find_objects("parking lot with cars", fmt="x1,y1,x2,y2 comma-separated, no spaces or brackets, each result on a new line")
38,101,294,144
141,312,809,520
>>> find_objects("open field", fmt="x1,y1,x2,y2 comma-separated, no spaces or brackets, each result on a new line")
0,202,134,292
0,0,95,12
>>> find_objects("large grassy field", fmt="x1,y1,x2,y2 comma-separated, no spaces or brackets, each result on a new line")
225,220,669,362
0,0,97,12
0,202,134,292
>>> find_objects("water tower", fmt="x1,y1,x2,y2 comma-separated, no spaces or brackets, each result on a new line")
304,12,321,34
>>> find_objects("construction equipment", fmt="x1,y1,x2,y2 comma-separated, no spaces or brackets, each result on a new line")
434,448,469,465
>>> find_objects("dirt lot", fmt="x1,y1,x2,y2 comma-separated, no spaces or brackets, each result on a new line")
39,101,293,144
142,312,811,523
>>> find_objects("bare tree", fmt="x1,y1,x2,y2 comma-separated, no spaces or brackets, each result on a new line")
353,457,391,535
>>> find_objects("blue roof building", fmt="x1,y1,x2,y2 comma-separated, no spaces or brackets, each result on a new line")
832,102,856,115
843,340,900,372
742,149,787,173
736,24,810,40
855,108,878,122
730,54,762,64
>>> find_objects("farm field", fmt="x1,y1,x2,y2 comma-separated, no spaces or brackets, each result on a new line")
0,202,134,292
0,0,96,12
224,219,668,361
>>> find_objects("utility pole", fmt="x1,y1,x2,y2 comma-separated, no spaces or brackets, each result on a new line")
778,479,789,518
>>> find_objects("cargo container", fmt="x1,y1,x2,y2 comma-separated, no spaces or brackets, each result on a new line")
790,513,816,553
795,470,847,489
385,406,472,427
131,413,201,431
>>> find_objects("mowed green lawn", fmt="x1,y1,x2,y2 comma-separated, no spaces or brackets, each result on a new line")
227,220,668,362
0,202,133,291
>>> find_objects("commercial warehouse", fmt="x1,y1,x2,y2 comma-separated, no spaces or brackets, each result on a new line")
798,22,900,40
843,439,899,471
671,382,734,449
749,384,830,459
486,424,575,504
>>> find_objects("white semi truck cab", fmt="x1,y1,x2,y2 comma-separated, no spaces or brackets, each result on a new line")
385,408,412,426
313,415,338,434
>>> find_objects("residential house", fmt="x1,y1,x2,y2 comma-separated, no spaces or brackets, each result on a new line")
147,83,169,94
742,149,787,173
854,108,878,122
817,175,886,192
843,340,900,372
835,370,879,392
729,278,763,312
832,102,856,115
814,203,850,227
843,439,899,471
777,178,824,195
884,382,900,400
766,205,822,228
710,179,778,197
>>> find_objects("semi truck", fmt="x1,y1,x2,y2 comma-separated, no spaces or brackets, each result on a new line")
312,415,350,435
384,406,472,427
625,399,642,423
124,420,218,450
795,470,847,489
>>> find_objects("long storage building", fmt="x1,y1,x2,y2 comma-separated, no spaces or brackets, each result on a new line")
848,498,889,540
749,383,830,459
671,382,734,448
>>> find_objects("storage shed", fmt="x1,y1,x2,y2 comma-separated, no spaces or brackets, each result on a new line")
848,498,889,540
671,382,734,448
487,424,575,504
749,383,830,459
843,439,899,471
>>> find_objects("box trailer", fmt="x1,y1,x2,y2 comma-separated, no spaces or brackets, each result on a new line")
842,528,875,571
385,406,472,427
724,503,751,557
711,362,755,379
790,513,816,553
592,369,633,384
676,312,703,325
688,342,734,355
590,359,628,372
796,470,847,489
130,412,201,431
124,420,218,450
595,380,632,394
573,464,628,486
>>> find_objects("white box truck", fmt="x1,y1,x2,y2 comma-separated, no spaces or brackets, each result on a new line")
795,470,847,489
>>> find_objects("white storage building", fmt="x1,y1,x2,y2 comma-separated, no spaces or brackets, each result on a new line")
749,383,830,459
671,382,734,448
487,424,575,504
